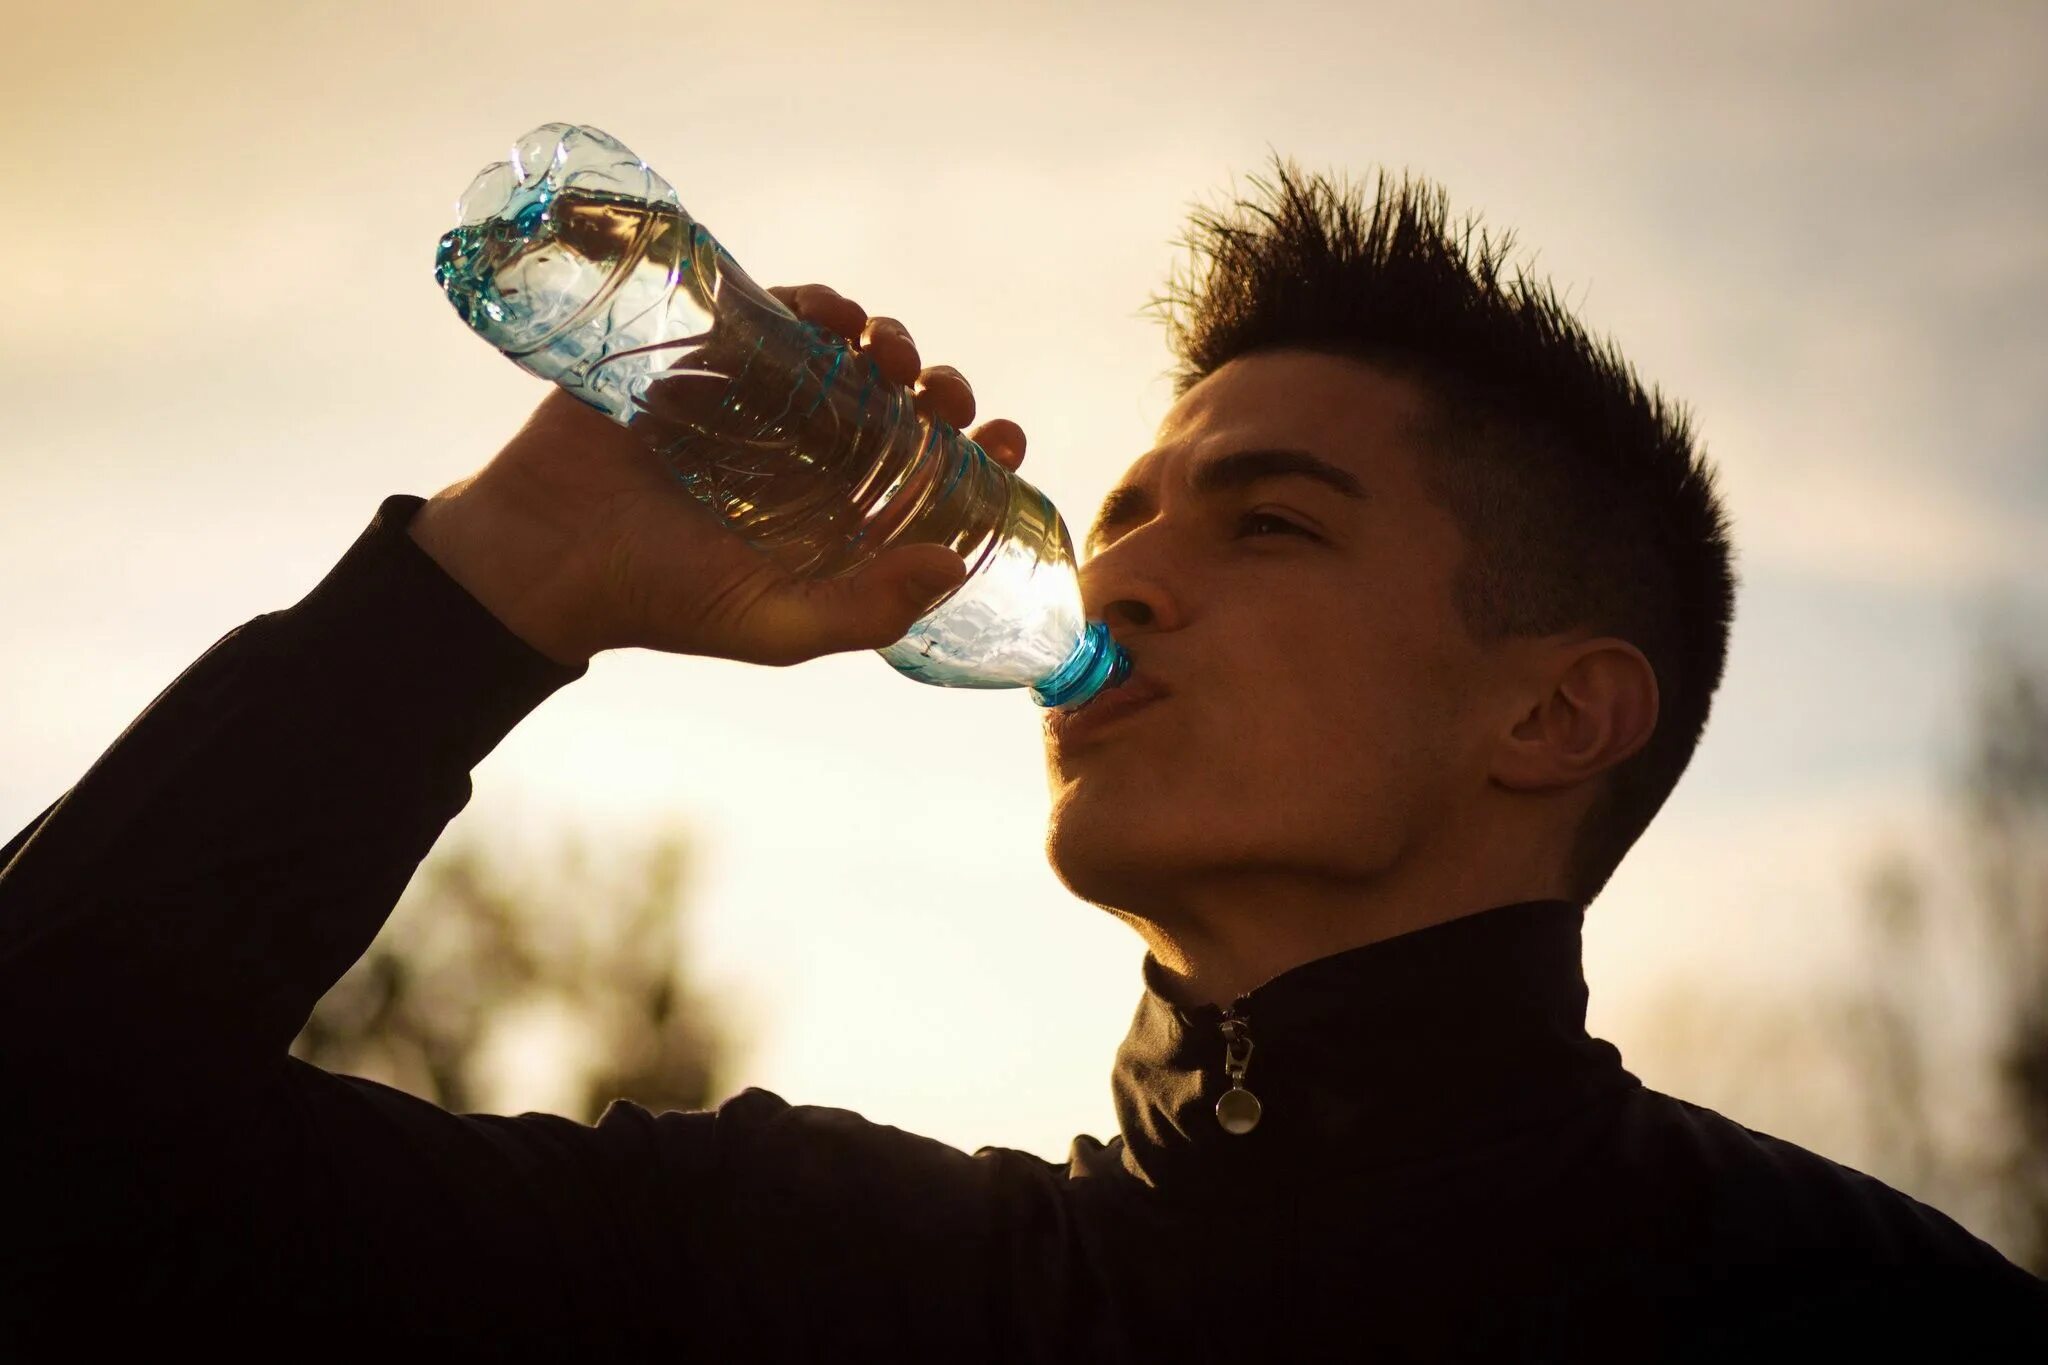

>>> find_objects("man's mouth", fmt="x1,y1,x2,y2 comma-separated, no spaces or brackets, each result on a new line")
1046,671,1169,748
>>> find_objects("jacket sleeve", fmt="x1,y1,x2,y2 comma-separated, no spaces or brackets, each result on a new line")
0,494,590,1110
0,494,683,1344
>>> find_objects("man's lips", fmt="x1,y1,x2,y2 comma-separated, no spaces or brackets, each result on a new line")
1046,672,1169,748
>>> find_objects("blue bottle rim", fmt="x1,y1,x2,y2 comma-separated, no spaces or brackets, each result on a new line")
1031,622,1132,709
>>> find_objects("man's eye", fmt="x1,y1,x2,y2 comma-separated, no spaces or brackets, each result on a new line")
1237,511,1314,539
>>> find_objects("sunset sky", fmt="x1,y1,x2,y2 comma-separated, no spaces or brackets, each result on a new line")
3,1,2043,1169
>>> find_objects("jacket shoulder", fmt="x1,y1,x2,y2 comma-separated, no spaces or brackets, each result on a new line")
1620,1086,2021,1269
1583,1089,2048,1352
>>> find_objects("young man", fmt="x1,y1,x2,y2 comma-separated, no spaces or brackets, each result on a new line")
3,162,2043,1356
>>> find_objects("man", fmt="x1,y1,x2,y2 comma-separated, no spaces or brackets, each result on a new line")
3,160,2043,1356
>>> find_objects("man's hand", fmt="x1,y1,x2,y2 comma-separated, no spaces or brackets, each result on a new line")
408,283,1028,667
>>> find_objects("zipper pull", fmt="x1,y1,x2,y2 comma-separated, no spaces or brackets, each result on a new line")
1215,1006,1262,1135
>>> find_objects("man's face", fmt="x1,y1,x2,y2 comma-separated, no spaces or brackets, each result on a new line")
1043,348,1503,919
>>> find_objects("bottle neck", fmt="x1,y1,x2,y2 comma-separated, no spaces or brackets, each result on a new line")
1030,622,1131,708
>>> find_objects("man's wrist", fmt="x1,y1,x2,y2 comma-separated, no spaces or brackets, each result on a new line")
406,482,598,668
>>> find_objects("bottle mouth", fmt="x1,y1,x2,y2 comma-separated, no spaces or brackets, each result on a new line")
1031,621,1133,709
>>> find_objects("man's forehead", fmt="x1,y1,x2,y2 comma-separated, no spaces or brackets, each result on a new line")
1121,352,1429,489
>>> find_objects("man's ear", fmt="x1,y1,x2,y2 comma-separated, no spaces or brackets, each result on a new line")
1492,638,1659,793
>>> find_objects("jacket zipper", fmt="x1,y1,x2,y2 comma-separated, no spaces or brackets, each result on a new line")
1215,1003,1262,1134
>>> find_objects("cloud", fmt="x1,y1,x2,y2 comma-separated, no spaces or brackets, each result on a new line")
1721,451,2046,589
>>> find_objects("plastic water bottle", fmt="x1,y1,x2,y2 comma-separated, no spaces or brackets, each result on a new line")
433,122,1129,709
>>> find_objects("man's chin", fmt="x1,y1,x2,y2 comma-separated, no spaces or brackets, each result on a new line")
1044,814,1188,913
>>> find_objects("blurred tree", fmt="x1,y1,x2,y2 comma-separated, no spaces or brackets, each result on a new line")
1852,609,2048,1270
291,825,735,1124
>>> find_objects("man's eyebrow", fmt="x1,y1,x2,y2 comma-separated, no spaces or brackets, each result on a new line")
1083,448,1368,553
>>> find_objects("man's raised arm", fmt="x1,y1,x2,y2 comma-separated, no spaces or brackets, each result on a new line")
0,286,1030,1347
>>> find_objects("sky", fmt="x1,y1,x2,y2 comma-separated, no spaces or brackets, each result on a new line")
2,0,2044,1172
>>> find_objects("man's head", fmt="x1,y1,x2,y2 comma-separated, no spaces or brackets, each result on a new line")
1043,160,1737,972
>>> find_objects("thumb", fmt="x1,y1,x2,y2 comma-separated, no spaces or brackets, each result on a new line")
785,544,968,658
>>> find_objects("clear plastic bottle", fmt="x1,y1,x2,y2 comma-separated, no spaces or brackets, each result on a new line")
433,122,1129,709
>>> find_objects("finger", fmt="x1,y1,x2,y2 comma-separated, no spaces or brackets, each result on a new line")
765,283,822,316
912,365,975,431
967,418,1026,471
859,316,922,387
750,543,969,662
769,284,866,341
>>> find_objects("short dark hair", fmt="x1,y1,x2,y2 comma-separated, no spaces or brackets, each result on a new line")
1141,156,1739,906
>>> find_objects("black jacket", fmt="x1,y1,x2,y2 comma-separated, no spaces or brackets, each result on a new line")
4,494,2044,1358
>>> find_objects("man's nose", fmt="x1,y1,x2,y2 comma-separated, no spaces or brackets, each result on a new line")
1080,548,1179,635
1101,598,1155,630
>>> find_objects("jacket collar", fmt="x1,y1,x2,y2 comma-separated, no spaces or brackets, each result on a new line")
1106,898,1638,1191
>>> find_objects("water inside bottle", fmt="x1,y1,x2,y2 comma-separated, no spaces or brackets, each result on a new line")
435,124,1127,704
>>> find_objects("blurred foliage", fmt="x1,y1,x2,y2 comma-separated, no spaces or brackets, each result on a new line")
291,825,734,1124
1851,615,2048,1271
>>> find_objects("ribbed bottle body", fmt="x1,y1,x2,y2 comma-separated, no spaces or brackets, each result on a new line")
434,123,1124,704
